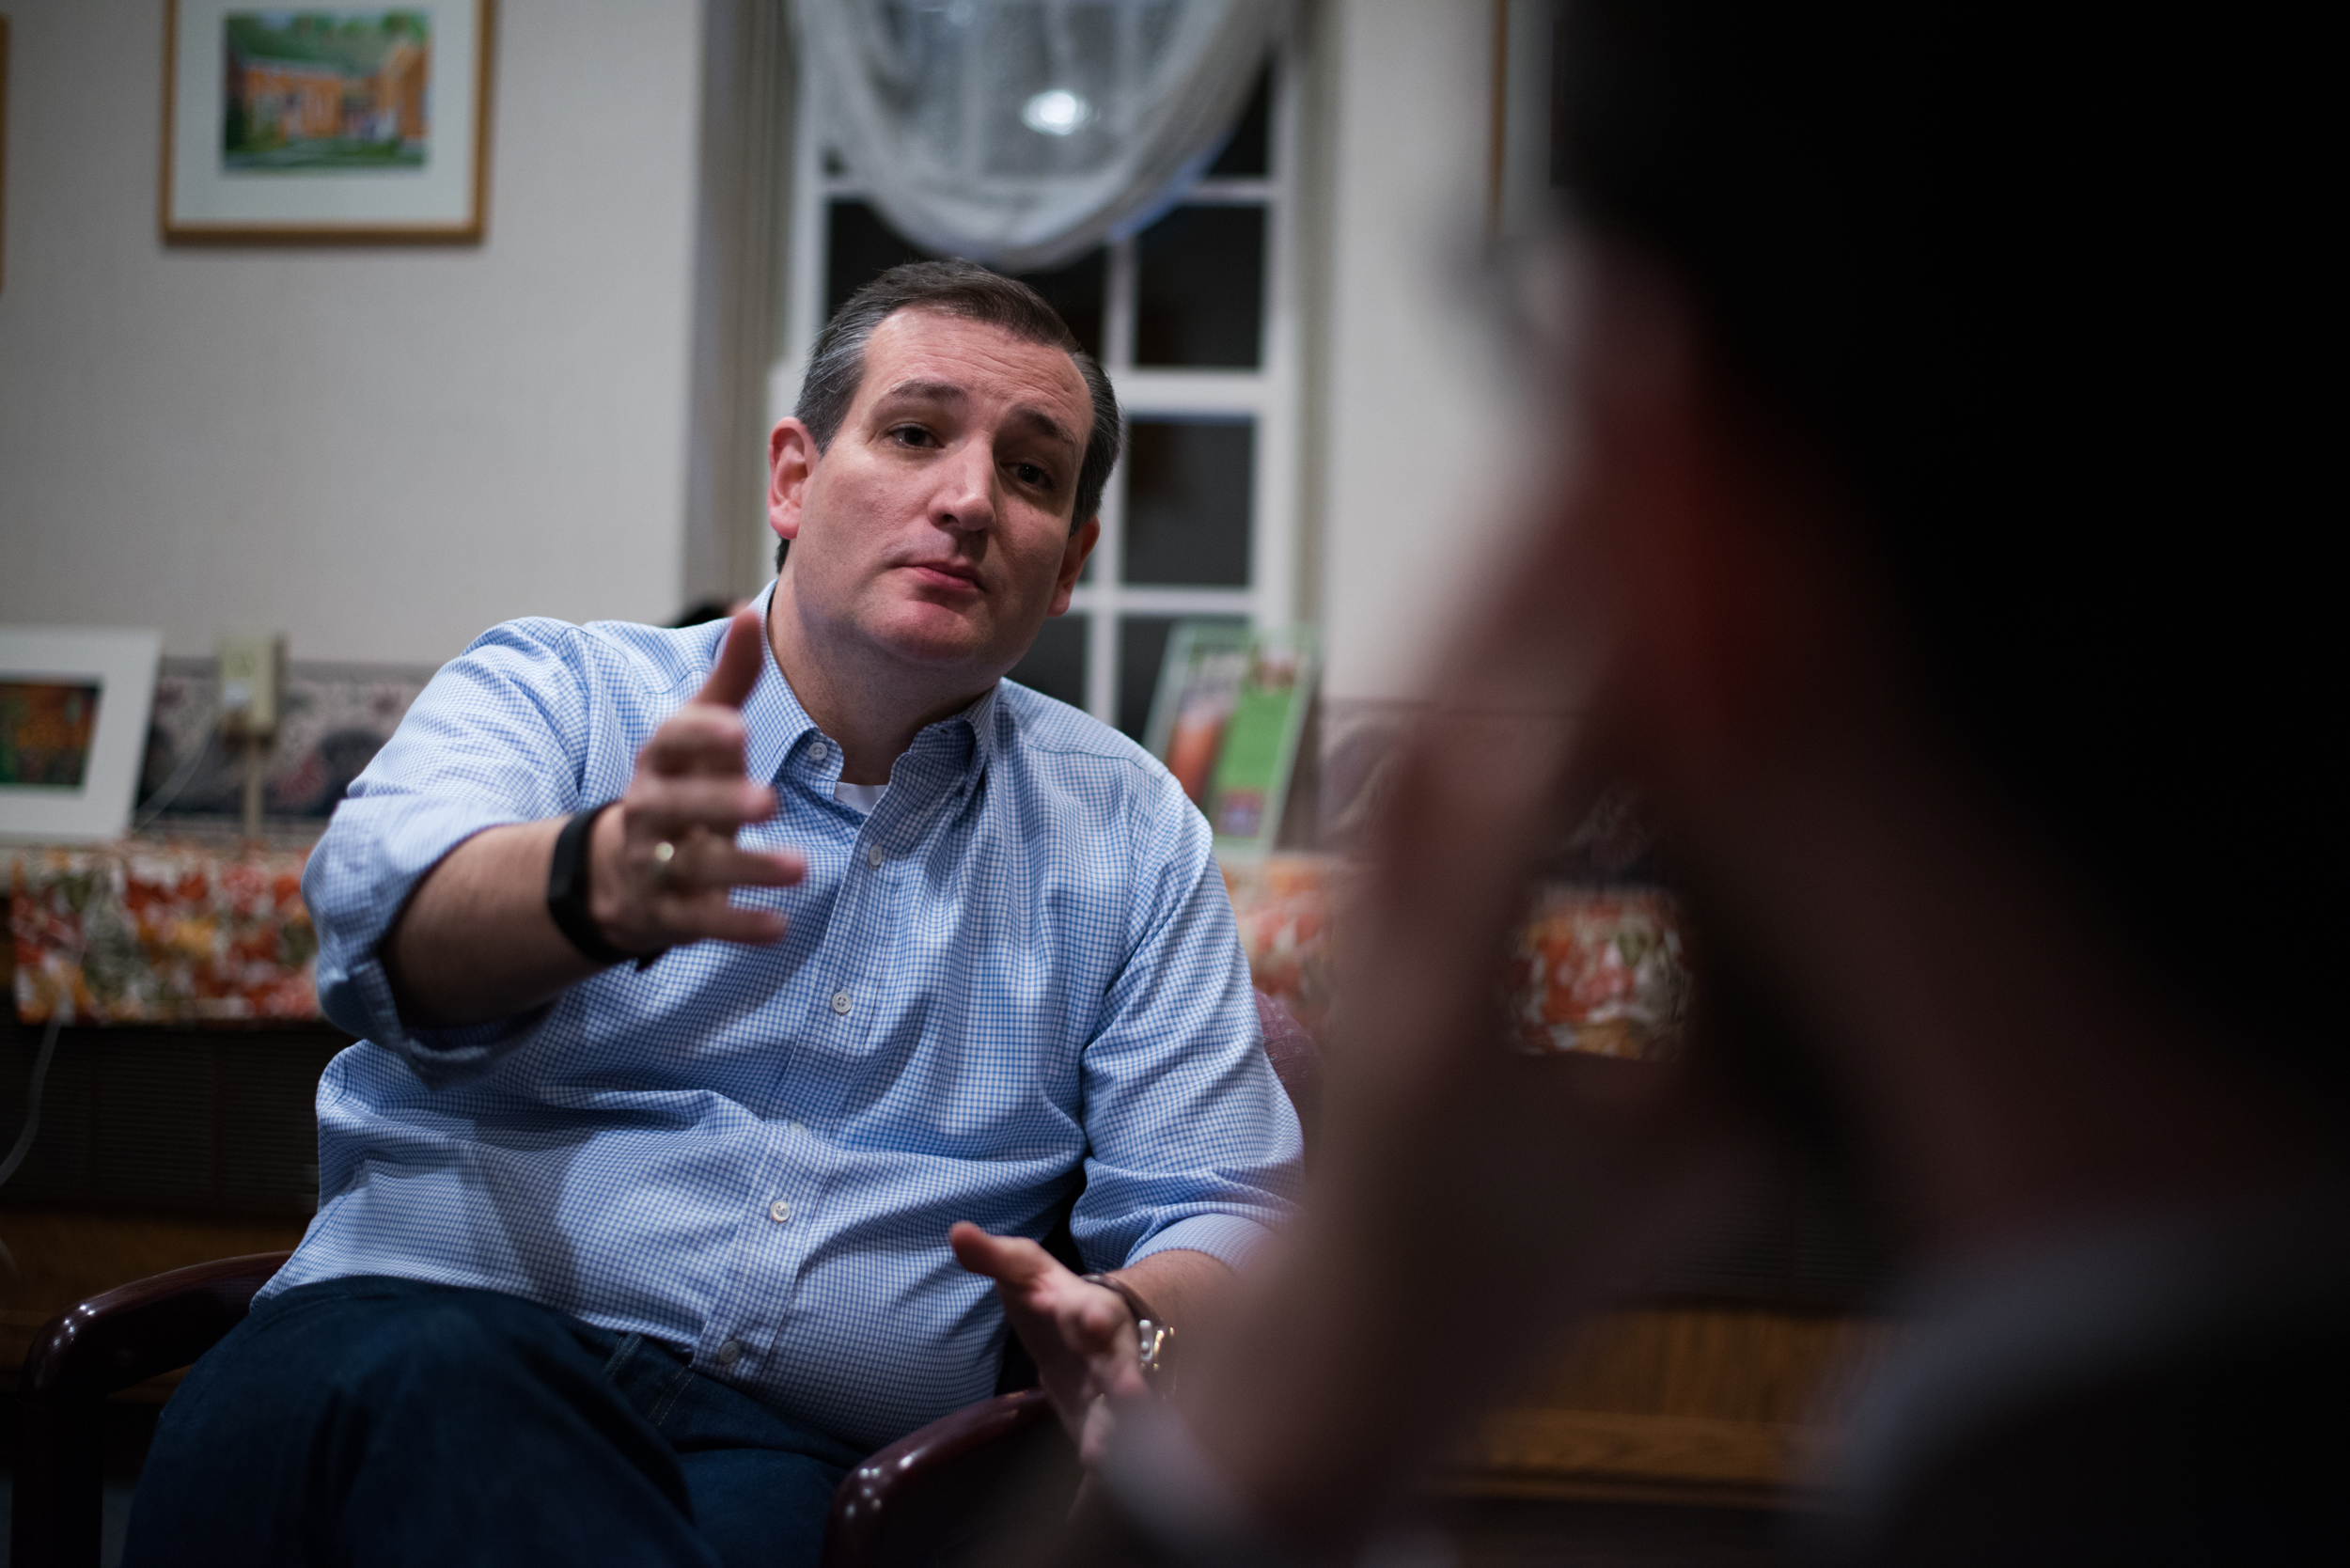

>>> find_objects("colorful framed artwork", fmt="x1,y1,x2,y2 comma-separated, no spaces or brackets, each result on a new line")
2,15,12,292
161,1,494,242
0,628,164,843
1144,623,1316,860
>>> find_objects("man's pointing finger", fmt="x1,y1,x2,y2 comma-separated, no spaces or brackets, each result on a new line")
694,607,766,711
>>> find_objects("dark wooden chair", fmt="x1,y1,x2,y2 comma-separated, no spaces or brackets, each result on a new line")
10,992,1318,1568
11,1251,291,1568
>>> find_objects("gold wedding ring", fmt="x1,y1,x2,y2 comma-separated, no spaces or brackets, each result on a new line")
651,840,678,881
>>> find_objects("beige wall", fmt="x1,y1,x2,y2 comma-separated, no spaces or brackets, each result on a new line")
0,0,704,665
1,0,1533,689
1309,0,1545,704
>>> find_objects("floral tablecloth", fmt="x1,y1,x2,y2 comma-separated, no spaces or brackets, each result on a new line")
1505,886,1691,1059
8,840,321,1024
7,839,1692,1053
1223,855,1693,1062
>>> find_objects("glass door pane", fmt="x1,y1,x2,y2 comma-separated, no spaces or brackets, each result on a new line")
1135,205,1265,368
1007,614,1089,711
1121,418,1253,587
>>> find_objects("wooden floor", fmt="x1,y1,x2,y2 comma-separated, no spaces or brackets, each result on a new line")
1436,1305,1901,1510
1439,1495,1810,1567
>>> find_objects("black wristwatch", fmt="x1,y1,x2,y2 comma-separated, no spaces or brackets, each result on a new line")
1083,1273,1175,1391
546,802,635,965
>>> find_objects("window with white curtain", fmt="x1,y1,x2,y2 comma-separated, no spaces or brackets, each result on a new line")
779,56,1302,741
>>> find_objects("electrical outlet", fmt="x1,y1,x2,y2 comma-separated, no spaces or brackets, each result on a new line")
217,635,285,737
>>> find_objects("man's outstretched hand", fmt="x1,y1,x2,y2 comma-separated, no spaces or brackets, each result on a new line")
588,607,806,956
949,1222,1149,1464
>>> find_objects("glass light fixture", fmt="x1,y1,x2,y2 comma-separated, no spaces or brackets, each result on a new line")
803,0,1284,270
1021,88,1090,136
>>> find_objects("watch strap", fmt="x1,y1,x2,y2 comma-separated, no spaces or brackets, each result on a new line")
546,802,634,966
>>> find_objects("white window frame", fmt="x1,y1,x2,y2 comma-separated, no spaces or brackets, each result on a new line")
775,45,1304,731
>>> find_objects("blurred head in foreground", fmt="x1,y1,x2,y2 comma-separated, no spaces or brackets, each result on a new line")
1540,3,2343,1554
1095,4,2343,1564
1557,0,2335,1096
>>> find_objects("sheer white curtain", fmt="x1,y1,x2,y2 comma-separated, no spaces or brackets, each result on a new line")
798,0,1287,272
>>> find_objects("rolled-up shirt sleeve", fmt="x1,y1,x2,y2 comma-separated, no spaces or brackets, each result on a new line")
1070,785,1305,1274
305,619,598,1083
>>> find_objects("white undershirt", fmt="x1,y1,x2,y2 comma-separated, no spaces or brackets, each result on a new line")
833,780,888,816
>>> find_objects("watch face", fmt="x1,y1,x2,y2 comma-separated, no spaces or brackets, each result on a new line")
1138,1320,1173,1382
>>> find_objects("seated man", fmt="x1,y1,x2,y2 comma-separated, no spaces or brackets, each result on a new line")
128,262,1302,1568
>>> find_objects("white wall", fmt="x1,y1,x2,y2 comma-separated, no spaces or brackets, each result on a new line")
1310,0,1543,704
0,0,704,666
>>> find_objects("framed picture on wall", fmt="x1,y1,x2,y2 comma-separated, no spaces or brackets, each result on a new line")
1490,0,1564,241
162,1,494,242
0,628,164,844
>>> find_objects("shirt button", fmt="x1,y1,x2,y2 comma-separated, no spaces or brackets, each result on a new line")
866,845,885,869
830,989,852,1015
713,1339,743,1367
809,740,830,764
769,1199,792,1224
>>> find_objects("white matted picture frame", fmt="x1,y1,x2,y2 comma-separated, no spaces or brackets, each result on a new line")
162,0,495,243
0,628,164,844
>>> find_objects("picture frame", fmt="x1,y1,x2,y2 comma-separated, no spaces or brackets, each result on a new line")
161,1,495,243
1489,0,1562,242
1144,623,1317,861
2,15,11,292
0,628,164,844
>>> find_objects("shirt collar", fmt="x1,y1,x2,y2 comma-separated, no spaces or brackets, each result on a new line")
739,580,821,788
734,579,1002,787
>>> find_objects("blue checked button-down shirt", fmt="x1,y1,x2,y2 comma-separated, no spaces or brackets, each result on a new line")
268,591,1303,1451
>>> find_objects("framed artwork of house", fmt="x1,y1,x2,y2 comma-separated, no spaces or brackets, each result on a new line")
0,627,163,844
162,1,494,242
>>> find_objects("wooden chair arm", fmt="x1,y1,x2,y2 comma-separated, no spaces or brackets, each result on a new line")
823,1388,1074,1568
17,1250,291,1405
12,1251,290,1568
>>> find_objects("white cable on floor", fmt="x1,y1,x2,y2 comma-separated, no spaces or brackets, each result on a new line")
0,1006,66,1192
1,703,218,1283
0,932,85,1290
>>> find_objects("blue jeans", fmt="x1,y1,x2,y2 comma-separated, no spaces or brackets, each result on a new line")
122,1276,866,1568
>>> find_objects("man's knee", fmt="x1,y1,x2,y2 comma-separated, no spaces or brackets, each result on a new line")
169,1284,579,1437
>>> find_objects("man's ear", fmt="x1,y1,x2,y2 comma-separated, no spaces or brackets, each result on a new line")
769,419,819,545
1050,517,1102,617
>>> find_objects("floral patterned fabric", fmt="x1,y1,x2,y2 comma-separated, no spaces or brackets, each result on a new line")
1506,886,1692,1061
1223,855,1694,1062
7,838,1691,1050
8,840,321,1024
1221,855,1337,1037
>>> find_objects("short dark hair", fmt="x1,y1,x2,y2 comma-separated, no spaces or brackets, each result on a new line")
1560,3,2338,1076
778,260,1121,569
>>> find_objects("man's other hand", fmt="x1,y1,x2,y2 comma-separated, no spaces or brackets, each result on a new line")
589,608,807,956
949,1222,1149,1465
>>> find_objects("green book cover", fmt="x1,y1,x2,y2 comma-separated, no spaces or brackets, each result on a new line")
1144,624,1316,859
